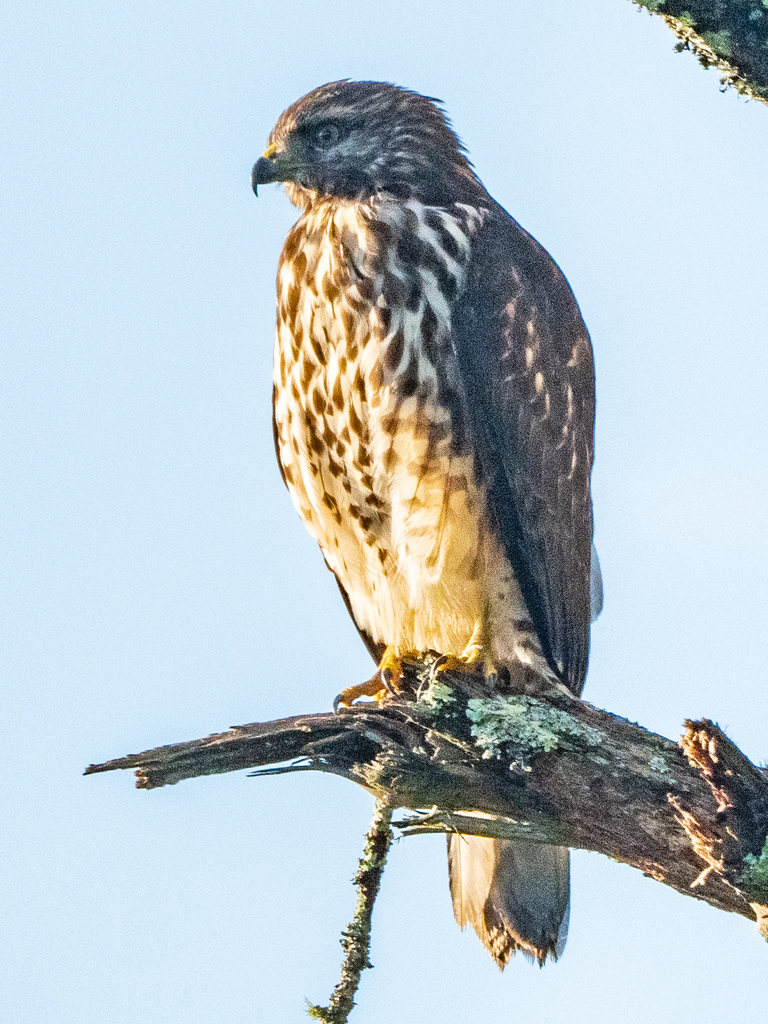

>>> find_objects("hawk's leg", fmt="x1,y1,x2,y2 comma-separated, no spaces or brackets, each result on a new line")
334,646,404,711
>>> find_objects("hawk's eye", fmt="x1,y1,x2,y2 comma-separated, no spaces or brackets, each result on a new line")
312,122,342,150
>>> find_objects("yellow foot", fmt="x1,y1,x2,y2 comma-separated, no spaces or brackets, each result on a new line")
436,639,496,679
333,645,405,712
433,621,495,675
333,675,388,712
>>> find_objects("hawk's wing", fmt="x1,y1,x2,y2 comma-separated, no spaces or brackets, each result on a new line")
453,205,596,695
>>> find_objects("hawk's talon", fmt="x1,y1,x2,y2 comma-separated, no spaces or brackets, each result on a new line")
333,648,407,710
377,645,403,694
333,675,388,712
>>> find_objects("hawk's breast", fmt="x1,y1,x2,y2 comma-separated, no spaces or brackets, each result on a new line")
273,198,547,670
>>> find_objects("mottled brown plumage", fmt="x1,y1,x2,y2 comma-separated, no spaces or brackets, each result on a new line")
253,80,601,966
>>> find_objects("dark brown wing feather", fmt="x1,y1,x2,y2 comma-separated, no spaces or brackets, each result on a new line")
453,205,596,695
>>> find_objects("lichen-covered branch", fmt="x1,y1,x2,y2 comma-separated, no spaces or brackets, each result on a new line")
307,801,393,1024
631,0,768,105
86,659,768,937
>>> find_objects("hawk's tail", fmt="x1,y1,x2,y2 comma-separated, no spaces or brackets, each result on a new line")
447,835,570,967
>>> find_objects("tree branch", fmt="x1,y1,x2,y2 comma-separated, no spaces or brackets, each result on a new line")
86,659,768,938
307,800,393,1024
631,0,768,106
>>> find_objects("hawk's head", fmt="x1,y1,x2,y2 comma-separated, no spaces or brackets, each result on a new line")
252,81,486,210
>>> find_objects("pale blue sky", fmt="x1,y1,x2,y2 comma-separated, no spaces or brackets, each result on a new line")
3,1,767,1021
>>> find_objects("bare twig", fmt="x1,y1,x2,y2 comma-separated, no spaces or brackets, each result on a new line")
307,800,393,1024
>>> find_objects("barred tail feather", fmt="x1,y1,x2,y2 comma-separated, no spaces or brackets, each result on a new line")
447,835,570,967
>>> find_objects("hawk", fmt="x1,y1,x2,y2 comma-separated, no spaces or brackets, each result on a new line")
252,81,602,966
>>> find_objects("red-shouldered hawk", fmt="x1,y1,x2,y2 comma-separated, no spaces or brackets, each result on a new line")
253,80,602,966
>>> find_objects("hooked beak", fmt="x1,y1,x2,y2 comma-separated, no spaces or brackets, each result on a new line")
252,144,285,196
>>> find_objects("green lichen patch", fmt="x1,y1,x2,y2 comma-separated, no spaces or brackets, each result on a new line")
419,676,456,709
649,754,671,775
742,834,768,892
466,695,604,766
407,653,460,713
700,29,733,58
